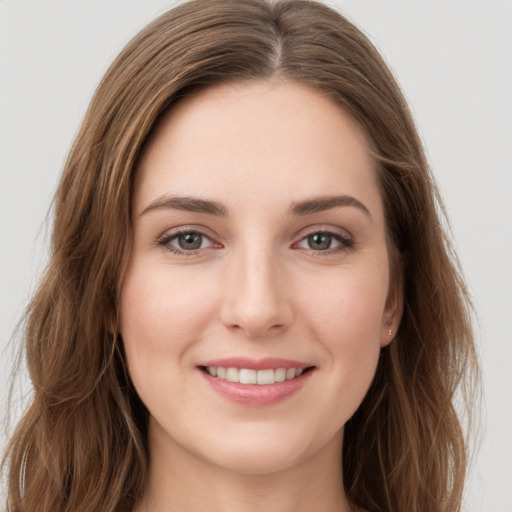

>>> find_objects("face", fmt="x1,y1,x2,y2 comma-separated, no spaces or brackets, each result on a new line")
120,80,402,476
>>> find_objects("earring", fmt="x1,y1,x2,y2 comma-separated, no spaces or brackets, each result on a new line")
387,329,392,336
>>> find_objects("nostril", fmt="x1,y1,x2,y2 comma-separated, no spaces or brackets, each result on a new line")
227,322,286,338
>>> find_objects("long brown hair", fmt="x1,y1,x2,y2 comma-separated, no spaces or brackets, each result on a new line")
2,1,478,510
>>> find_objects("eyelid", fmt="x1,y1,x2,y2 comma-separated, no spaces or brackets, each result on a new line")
156,224,354,256
296,224,353,241
157,225,222,253
293,226,354,254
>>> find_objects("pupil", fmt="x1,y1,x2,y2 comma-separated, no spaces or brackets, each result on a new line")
179,232,202,250
308,233,331,250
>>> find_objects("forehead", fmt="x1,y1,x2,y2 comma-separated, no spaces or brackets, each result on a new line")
135,80,383,222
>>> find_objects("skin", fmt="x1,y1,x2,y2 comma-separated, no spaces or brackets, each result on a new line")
121,79,402,512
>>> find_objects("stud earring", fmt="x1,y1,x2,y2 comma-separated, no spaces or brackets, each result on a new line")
387,329,392,336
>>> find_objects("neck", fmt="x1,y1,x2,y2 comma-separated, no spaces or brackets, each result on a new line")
135,422,352,512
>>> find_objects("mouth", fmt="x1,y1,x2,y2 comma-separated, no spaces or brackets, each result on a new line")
197,357,316,405
199,365,315,385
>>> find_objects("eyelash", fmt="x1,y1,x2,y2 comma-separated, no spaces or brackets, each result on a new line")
157,228,354,256
295,230,354,256
157,228,218,255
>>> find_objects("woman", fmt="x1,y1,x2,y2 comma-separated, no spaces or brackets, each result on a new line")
2,0,478,511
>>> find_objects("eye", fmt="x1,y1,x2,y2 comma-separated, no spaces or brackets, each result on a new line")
295,230,353,253
306,233,334,251
176,232,205,251
158,229,217,254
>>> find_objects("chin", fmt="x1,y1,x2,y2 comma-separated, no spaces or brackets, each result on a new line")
191,422,343,476
208,443,313,476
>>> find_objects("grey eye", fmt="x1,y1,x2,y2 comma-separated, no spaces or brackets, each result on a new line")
307,233,333,250
177,232,203,250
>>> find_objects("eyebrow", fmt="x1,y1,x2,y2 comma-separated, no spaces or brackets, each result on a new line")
141,195,229,217
289,195,371,217
141,194,370,218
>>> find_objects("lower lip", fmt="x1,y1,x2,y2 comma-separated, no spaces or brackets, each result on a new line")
200,369,314,406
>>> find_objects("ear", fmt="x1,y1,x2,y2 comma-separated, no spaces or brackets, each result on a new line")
380,267,403,347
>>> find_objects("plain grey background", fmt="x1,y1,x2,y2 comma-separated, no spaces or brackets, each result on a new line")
1,1,511,510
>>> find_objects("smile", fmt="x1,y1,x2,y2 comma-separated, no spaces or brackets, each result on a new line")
203,366,307,385
198,358,315,405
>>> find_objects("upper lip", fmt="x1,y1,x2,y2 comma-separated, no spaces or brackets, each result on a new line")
198,357,314,371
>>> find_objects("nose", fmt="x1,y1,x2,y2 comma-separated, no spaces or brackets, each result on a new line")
220,245,293,338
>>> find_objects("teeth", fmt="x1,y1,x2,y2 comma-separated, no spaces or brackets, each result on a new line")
226,367,239,382
239,369,257,384
206,366,306,385
274,368,286,382
257,369,275,385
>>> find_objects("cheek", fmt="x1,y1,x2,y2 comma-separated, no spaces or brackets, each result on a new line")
119,261,215,380
303,265,389,346
118,261,219,428
299,265,388,400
